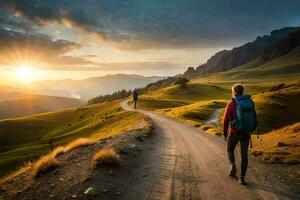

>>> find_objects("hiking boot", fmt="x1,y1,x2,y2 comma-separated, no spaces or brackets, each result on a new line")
239,177,246,185
228,164,237,177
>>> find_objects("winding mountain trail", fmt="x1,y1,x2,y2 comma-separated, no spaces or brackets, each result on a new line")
121,100,299,200
205,109,222,127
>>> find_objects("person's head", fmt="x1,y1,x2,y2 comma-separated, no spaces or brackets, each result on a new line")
232,84,244,96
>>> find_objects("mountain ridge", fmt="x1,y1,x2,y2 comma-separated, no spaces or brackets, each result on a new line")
183,27,298,79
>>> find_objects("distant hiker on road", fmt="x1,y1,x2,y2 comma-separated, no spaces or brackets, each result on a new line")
133,90,138,109
223,84,257,185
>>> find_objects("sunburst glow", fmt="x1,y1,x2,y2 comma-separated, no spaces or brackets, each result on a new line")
15,65,37,84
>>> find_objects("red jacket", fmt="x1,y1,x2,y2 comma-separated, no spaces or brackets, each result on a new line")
223,98,237,137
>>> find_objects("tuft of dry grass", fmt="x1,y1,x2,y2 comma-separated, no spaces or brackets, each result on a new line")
31,154,59,177
92,148,121,167
65,138,94,152
51,146,66,157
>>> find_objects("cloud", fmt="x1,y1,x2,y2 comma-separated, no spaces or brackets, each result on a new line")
3,0,108,41
0,27,82,66
50,56,94,66
0,3,35,33
2,0,300,51
0,26,179,72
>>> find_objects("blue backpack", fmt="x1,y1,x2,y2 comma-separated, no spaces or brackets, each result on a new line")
233,95,257,133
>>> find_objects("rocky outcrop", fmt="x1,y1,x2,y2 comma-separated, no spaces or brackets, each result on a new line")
261,28,300,62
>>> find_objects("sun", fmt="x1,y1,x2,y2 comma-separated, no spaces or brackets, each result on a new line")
15,65,37,84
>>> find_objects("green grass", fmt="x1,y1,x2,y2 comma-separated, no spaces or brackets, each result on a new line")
160,100,227,136
253,83,300,133
192,47,300,84
160,100,225,122
133,83,231,111
129,99,188,110
0,100,143,179
143,83,230,103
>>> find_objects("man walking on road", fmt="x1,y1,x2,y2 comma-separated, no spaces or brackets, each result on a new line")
133,89,138,109
223,84,257,185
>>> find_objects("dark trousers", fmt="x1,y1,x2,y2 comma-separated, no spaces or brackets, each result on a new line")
227,133,250,177
134,100,137,109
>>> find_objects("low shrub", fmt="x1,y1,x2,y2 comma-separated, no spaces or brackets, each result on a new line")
92,148,121,167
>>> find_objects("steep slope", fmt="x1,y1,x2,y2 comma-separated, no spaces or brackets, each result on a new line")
251,122,300,165
0,100,144,179
253,83,300,133
261,27,300,61
184,27,297,79
0,93,84,119
192,46,300,83
39,74,165,100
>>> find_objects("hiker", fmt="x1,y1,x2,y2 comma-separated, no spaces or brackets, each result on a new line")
223,84,257,185
133,90,138,109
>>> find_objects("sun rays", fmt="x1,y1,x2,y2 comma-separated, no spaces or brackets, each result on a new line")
14,65,38,84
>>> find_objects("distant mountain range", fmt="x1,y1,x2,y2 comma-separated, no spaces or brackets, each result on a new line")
38,74,166,100
184,27,300,79
0,89,84,119
0,74,165,119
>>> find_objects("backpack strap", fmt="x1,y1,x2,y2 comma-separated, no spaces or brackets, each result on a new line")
229,98,237,127
233,96,238,104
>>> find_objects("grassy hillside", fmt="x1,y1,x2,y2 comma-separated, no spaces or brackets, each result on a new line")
193,47,300,83
0,100,143,179
134,80,300,135
253,83,300,133
159,100,227,135
143,83,230,102
133,81,274,111
0,94,84,119
183,27,297,79
251,122,300,164
132,83,231,110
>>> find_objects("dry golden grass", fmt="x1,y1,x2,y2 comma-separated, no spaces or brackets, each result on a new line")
0,162,32,184
31,154,59,177
92,148,121,167
251,122,300,164
65,138,94,152
51,146,66,157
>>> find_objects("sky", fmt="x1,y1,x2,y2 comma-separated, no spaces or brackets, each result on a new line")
0,0,299,83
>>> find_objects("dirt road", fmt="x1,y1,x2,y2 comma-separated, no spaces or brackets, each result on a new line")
121,100,299,200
